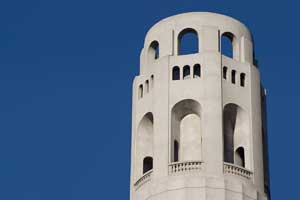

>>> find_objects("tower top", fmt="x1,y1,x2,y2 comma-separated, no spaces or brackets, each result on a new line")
140,12,255,76
145,12,252,46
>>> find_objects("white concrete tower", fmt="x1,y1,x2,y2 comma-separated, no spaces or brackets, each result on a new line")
130,12,270,200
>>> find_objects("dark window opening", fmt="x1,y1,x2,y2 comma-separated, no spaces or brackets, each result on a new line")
174,140,179,162
149,41,159,60
183,65,191,79
235,147,245,167
172,66,180,80
240,73,246,87
223,66,228,79
150,75,154,88
231,70,236,84
138,85,143,99
145,80,149,93
143,157,153,174
193,64,201,78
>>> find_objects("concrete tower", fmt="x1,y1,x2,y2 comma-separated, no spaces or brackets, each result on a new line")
130,12,270,200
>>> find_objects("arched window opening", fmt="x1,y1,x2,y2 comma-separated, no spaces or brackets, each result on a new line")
223,104,236,163
231,70,236,84
240,73,246,87
221,32,235,58
193,64,201,78
172,66,180,80
145,80,149,93
148,41,159,61
174,140,179,162
235,147,245,167
136,112,154,178
143,157,153,174
183,65,191,79
223,104,249,167
138,84,143,99
150,75,154,88
171,99,202,162
223,66,228,79
178,28,199,55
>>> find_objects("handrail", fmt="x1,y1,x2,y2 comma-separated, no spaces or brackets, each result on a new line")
169,161,203,174
134,170,153,189
223,162,253,179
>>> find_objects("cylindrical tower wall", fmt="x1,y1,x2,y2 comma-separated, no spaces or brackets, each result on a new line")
131,12,269,200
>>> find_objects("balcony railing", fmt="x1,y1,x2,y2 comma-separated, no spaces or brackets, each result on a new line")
169,161,203,174
134,170,153,189
223,162,253,179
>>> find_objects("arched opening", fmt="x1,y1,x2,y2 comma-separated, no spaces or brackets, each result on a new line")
231,70,236,84
138,85,143,99
193,64,201,78
174,140,179,162
235,147,245,167
240,73,246,87
136,113,154,177
183,65,191,80
171,99,202,162
143,157,153,174
150,75,154,88
223,66,228,79
178,28,199,55
223,104,249,167
221,32,235,58
172,66,180,80
148,41,159,61
145,80,149,93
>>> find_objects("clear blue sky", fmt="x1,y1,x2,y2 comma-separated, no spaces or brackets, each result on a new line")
0,0,297,199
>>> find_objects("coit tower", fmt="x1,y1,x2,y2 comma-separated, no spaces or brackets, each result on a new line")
130,12,270,200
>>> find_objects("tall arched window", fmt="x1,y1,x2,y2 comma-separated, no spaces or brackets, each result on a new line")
183,65,191,79
136,113,154,178
178,28,199,55
171,99,202,162
223,66,228,79
231,70,236,84
223,104,249,168
172,66,180,80
143,157,153,174
193,64,201,78
221,32,235,58
148,41,159,61
240,73,246,87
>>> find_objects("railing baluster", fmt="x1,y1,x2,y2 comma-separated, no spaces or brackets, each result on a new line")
223,162,253,179
134,170,153,189
168,161,203,175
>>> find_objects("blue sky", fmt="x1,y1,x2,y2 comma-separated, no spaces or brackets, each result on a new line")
0,0,298,199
